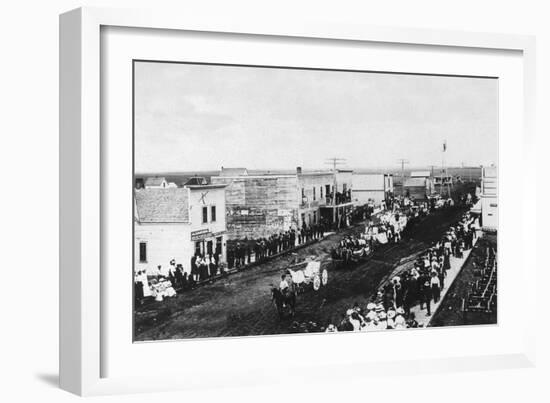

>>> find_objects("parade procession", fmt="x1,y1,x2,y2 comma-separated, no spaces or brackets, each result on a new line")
133,163,497,340
132,61,498,341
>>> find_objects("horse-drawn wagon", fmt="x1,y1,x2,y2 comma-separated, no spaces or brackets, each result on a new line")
271,257,328,319
286,258,328,292
331,240,372,268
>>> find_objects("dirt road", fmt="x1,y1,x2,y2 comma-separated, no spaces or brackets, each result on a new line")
134,206,468,341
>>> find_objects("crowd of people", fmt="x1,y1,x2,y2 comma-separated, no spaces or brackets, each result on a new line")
325,212,479,332
331,235,371,263
226,222,326,269
134,257,218,304
134,222,329,304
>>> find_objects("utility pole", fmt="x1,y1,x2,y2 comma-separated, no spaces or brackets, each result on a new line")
324,157,346,206
325,157,347,229
397,159,409,197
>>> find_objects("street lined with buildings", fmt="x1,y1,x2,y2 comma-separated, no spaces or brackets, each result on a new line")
133,164,497,340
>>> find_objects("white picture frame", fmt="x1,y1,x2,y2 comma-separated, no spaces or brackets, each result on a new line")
60,6,537,396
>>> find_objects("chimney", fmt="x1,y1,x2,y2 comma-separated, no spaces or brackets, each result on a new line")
296,166,302,174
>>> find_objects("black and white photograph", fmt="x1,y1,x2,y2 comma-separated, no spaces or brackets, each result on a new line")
132,61,498,341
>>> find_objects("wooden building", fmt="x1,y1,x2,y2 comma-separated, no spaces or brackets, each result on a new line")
480,166,498,231
134,184,227,275
211,167,353,240
352,173,393,206
403,176,434,201
298,170,335,228
211,174,299,240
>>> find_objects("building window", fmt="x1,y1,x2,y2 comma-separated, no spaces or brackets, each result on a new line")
313,187,316,200
211,205,216,222
320,186,323,199
139,242,147,263
202,206,208,223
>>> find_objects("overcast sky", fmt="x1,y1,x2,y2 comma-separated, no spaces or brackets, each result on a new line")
134,61,498,173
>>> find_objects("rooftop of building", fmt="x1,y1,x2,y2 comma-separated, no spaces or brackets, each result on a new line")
183,176,208,186
219,167,248,177
134,188,189,223
410,171,431,178
144,176,166,186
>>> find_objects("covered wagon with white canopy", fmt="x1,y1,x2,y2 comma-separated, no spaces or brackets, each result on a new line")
286,258,328,292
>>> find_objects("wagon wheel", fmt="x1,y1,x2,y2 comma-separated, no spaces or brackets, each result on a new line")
312,274,321,291
321,269,328,286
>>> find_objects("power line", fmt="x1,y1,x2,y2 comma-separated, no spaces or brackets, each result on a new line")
324,157,347,171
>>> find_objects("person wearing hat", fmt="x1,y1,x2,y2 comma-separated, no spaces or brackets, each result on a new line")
338,313,354,332
421,279,432,316
370,315,381,332
377,311,388,330
394,309,406,329
430,271,441,303
362,315,371,330
366,307,378,322
348,311,365,331
443,252,451,272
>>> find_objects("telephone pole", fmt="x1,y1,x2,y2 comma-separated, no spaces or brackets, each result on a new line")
428,165,438,178
397,159,409,197
324,157,346,205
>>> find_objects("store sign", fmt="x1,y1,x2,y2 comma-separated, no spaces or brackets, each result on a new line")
191,229,211,241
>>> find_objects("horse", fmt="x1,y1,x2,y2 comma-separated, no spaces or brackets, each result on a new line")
271,285,297,319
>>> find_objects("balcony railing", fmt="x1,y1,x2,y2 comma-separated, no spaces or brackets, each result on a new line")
326,192,352,206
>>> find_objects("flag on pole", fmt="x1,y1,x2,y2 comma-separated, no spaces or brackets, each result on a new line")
443,140,447,152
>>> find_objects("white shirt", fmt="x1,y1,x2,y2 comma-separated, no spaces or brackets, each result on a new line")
279,279,289,290
394,315,406,328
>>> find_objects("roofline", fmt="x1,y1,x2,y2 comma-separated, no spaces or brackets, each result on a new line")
211,174,296,179
352,173,393,176
185,184,228,189
298,172,335,177
136,220,192,224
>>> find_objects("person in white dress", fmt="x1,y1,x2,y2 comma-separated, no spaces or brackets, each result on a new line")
139,270,152,297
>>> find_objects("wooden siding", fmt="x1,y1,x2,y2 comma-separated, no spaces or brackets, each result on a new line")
211,176,300,239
